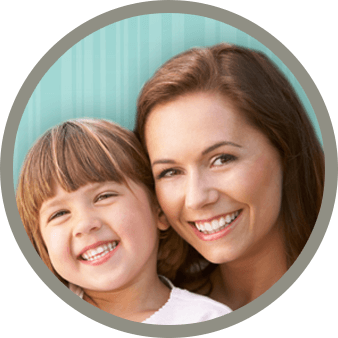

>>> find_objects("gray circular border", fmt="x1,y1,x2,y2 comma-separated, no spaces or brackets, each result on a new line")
1,1,337,337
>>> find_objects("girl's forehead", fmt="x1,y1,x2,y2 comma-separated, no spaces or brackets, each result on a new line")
39,181,108,212
40,179,153,211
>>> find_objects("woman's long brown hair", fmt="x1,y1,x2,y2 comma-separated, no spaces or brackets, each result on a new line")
135,43,325,293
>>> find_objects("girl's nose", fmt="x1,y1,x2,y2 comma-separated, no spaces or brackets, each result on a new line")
73,216,103,238
184,171,219,210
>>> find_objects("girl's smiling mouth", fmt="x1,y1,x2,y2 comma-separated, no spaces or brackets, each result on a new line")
189,209,242,241
78,240,119,265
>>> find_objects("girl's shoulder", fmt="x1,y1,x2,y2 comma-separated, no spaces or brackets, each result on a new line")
143,276,232,325
170,286,232,314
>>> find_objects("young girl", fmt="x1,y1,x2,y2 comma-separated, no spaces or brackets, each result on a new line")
16,118,232,324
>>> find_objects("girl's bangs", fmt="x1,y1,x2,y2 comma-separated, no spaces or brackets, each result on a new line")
50,123,126,191
24,121,131,214
52,129,123,191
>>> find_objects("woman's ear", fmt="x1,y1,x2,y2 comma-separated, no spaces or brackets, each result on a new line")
157,208,170,231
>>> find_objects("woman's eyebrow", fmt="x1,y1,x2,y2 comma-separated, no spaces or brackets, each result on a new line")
152,141,241,167
201,141,242,155
152,159,176,168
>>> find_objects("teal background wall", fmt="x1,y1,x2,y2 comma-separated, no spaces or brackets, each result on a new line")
13,13,322,187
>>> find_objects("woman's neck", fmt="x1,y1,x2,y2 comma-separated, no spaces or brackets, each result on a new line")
83,273,171,322
210,228,287,310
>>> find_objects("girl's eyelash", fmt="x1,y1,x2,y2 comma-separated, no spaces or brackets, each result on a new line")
95,192,117,202
47,192,117,222
49,210,68,222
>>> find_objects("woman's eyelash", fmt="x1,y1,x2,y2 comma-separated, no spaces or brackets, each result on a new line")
212,154,237,166
156,156,235,178
157,168,181,179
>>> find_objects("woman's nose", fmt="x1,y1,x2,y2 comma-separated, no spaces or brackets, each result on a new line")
73,215,103,238
184,171,219,210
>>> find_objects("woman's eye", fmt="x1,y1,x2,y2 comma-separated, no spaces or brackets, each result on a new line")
157,168,181,179
212,154,236,167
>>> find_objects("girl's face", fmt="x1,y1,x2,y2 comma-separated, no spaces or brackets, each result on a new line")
39,180,164,292
145,92,284,264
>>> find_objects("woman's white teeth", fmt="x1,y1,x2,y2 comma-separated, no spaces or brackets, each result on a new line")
81,241,117,261
195,211,240,234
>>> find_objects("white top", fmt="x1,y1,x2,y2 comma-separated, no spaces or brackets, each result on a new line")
69,277,232,325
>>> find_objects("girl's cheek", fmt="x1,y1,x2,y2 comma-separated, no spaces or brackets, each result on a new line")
45,229,69,261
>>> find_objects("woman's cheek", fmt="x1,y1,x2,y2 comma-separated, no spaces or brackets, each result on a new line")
155,180,182,216
241,159,283,221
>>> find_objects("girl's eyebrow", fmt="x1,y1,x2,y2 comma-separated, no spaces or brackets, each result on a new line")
40,198,65,216
152,141,242,167
40,181,123,214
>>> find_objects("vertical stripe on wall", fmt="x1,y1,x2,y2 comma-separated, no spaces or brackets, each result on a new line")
161,14,173,64
100,28,107,119
61,48,72,121
204,17,217,46
75,41,83,118
92,30,101,118
123,19,129,128
127,16,139,129
84,34,94,116
35,83,41,137
171,14,185,56
149,15,162,75
184,15,206,49
105,23,117,124
116,21,122,125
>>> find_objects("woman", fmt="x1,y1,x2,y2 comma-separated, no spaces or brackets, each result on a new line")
134,43,324,310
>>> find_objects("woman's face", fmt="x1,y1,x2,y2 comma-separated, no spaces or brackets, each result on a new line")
145,92,284,264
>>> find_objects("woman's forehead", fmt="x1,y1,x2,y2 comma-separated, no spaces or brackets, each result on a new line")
146,94,250,149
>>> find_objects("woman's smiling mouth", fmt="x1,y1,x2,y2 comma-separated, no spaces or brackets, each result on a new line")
189,210,242,241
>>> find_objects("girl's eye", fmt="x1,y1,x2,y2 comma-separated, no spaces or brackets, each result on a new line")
49,210,69,222
212,154,236,167
157,168,182,179
95,193,117,202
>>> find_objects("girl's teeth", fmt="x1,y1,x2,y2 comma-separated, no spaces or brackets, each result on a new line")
81,241,117,261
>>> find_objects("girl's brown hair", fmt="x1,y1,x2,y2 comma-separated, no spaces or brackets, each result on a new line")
135,43,325,291
16,118,179,286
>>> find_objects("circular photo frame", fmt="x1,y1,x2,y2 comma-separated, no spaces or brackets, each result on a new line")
1,1,337,337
